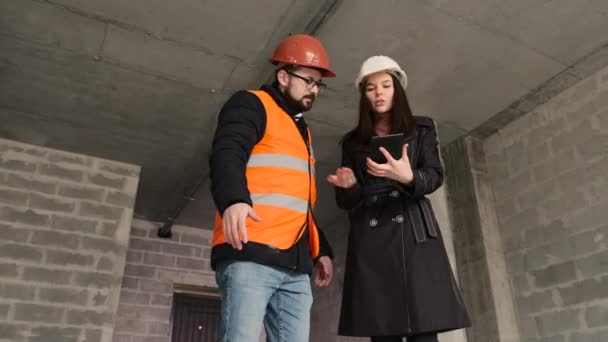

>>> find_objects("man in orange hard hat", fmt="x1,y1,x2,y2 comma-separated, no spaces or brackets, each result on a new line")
209,34,336,341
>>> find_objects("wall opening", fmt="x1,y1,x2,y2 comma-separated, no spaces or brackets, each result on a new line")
171,285,221,342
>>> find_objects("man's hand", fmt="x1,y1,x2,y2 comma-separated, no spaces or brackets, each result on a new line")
222,202,261,250
314,256,333,287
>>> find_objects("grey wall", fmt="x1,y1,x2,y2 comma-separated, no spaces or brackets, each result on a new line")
483,64,608,341
113,220,215,342
0,138,140,342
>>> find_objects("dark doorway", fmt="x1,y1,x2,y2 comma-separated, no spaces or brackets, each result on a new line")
171,291,221,342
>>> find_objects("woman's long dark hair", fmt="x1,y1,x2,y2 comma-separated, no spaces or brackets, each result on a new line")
354,74,416,144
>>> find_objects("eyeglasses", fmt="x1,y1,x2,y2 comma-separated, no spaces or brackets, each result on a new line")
286,71,327,90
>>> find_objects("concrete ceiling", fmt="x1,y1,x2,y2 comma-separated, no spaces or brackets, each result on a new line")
1,0,608,228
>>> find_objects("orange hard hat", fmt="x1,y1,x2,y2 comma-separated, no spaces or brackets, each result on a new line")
270,34,336,77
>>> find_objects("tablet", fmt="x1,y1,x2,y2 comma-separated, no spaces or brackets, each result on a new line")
370,133,404,163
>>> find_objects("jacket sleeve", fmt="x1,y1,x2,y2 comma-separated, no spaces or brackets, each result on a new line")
405,120,444,199
335,138,364,211
209,91,266,215
315,227,334,261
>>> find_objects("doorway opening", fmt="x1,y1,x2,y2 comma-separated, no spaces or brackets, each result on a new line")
171,285,221,342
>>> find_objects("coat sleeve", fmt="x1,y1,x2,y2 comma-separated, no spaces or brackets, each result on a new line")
209,91,266,215
405,120,445,199
335,137,364,210
315,227,335,261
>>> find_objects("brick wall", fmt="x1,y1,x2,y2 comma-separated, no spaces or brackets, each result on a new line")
484,65,608,341
113,219,215,342
0,138,140,342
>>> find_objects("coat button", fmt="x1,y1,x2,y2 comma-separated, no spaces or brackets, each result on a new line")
369,219,378,227
390,190,400,198
393,215,404,223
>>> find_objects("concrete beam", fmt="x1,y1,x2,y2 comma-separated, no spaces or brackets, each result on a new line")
101,25,236,90
0,0,105,54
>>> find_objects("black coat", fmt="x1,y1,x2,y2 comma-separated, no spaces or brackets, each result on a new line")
336,116,471,337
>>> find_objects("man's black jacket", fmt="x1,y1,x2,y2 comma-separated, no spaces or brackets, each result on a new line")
209,83,333,274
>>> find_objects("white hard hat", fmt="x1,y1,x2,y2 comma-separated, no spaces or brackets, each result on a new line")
354,55,408,90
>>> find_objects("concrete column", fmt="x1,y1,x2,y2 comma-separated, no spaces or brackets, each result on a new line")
443,136,520,342
429,186,468,342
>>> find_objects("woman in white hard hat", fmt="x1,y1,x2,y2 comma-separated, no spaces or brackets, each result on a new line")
327,56,471,341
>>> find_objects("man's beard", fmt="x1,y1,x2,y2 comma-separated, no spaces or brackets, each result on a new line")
286,89,316,112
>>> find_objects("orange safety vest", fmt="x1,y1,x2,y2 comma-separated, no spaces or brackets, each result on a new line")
212,90,321,259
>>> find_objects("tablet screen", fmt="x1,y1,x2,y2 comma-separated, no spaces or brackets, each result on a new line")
370,133,404,163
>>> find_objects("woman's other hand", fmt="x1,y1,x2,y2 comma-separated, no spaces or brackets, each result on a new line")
327,167,357,188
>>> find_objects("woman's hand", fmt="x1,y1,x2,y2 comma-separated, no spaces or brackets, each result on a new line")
366,143,414,185
327,167,357,188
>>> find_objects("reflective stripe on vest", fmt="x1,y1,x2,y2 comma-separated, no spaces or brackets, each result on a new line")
250,193,308,213
247,154,315,175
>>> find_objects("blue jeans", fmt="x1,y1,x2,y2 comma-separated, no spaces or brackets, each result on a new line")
215,261,313,342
